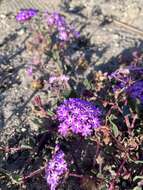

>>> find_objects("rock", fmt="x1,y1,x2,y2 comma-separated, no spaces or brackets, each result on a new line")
122,5,141,23
18,29,25,36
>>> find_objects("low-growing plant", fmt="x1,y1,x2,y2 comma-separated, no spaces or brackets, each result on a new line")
0,8,143,190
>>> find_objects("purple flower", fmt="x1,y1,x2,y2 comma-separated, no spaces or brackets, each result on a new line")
70,27,80,38
49,76,58,84
126,80,143,103
58,123,69,137
45,149,68,190
110,66,143,96
16,9,38,21
59,75,69,82
129,66,143,75
73,30,80,38
112,82,127,92
26,67,33,76
47,16,55,26
56,98,101,137
59,30,69,41
49,75,69,84
109,68,131,92
46,12,65,27
53,12,66,27
45,11,80,41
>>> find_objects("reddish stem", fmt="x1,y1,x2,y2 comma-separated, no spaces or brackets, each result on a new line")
125,114,137,135
69,173,83,178
124,115,131,128
0,146,32,153
108,157,126,190
19,167,83,183
130,114,138,128
20,166,46,182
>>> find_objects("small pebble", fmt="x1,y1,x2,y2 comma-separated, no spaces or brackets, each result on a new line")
21,128,27,132
0,14,6,18
18,29,25,36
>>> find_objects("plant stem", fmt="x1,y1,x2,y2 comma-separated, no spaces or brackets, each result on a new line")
19,166,46,182
0,146,32,153
19,167,83,183
69,173,83,178
108,155,127,190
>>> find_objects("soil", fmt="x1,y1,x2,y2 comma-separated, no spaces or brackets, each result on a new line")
0,0,143,189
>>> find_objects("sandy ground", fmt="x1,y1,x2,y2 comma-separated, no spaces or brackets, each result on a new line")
1,0,143,129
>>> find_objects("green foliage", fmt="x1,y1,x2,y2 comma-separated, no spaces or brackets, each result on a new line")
108,114,119,137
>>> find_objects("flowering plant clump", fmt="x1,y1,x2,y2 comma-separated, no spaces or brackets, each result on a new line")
56,98,101,137
109,65,143,93
45,12,80,41
109,67,131,92
1,6,143,190
16,9,38,21
126,80,143,103
45,148,68,190
18,10,80,93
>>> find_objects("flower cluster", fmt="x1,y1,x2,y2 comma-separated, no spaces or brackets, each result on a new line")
26,66,33,76
126,80,143,103
109,66,143,99
109,68,130,92
45,12,80,41
16,9,38,21
49,75,69,84
45,149,68,190
56,98,101,137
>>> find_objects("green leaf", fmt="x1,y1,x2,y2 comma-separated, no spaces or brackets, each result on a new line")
62,89,72,98
47,110,54,116
129,157,143,164
83,79,91,90
31,118,42,125
133,187,142,190
133,176,143,182
21,145,33,150
13,174,21,182
101,186,108,190
0,168,21,184
52,50,56,59
108,115,119,137
134,160,143,164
